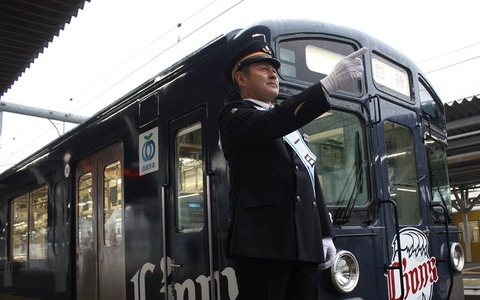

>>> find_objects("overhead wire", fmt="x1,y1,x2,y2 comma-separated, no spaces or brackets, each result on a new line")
421,41,480,74
424,55,480,74
69,0,244,113
417,41,480,100
68,0,231,108
0,0,244,169
418,41,480,64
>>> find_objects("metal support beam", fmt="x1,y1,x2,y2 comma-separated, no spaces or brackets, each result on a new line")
448,150,480,164
0,100,87,124
447,114,480,130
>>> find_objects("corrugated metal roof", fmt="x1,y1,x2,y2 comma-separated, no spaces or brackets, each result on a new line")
0,0,90,98
445,95,480,189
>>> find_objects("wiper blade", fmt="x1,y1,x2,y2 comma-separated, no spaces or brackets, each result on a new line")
334,132,364,224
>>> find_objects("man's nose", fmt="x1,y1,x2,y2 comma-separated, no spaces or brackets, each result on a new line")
269,68,278,78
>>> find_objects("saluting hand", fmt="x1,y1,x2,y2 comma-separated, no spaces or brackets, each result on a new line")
321,47,368,95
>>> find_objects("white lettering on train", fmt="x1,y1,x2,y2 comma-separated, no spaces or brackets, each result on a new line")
131,262,155,300
131,257,238,299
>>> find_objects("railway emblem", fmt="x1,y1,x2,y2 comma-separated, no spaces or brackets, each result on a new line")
386,227,438,300
139,127,159,176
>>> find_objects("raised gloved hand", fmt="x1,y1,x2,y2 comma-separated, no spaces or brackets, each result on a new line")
319,237,336,270
320,47,368,95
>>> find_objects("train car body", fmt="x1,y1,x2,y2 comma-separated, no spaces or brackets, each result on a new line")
0,19,464,299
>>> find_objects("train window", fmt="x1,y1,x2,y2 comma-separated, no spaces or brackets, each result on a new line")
175,122,204,233
103,161,123,247
10,194,28,260
426,140,452,215
419,78,446,130
384,121,421,225
372,53,411,102
302,109,369,219
9,185,48,261
29,186,48,259
278,39,362,94
78,173,94,250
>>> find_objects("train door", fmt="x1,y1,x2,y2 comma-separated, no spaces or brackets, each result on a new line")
420,78,464,299
380,99,439,299
75,143,126,300
163,107,215,298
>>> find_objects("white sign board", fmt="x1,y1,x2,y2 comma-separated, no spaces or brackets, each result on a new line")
139,127,159,176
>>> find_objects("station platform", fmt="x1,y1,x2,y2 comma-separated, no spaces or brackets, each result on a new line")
464,262,480,298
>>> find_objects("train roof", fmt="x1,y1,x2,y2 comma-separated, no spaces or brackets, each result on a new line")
0,19,423,180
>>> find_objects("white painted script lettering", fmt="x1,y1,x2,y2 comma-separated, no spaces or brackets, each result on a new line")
131,258,238,299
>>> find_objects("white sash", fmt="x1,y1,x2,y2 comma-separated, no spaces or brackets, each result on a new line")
283,130,317,197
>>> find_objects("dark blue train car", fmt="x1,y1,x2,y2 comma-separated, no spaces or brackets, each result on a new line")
0,19,464,299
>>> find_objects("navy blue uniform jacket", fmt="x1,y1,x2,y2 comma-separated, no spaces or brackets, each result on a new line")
218,82,335,263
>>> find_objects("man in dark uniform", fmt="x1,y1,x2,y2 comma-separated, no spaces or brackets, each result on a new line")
218,39,366,299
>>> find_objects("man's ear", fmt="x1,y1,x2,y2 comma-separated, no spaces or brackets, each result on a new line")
234,71,247,87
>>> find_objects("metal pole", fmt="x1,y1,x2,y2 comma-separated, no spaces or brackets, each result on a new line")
462,189,473,262
0,100,87,124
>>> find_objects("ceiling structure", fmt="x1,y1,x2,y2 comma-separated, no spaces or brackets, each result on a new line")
0,0,90,98
445,95,480,191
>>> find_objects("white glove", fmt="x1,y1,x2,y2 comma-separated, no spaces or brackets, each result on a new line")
320,47,368,95
319,237,336,270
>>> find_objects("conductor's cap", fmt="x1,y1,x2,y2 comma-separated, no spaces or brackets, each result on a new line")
225,40,281,83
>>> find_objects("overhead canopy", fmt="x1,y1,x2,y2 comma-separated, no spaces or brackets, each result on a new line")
0,0,90,98
446,95,480,190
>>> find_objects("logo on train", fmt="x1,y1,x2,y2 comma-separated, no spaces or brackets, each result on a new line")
386,227,438,300
139,127,159,176
131,258,238,300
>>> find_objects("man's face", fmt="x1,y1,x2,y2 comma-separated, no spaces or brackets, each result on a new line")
237,61,279,103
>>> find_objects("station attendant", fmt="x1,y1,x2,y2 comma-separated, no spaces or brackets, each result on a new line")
218,39,367,299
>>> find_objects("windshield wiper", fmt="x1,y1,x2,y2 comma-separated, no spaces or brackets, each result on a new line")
334,132,364,225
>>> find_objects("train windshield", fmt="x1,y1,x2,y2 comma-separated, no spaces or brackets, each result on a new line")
302,109,370,224
278,38,362,94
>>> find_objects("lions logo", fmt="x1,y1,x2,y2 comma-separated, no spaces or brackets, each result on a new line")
386,227,439,300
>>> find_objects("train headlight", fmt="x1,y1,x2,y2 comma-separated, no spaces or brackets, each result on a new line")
450,242,464,272
331,250,360,293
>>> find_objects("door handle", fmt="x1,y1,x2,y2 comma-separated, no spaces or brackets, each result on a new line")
170,262,182,268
